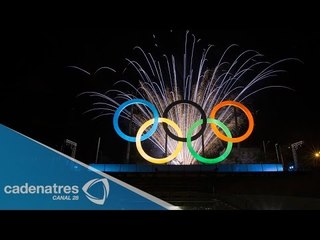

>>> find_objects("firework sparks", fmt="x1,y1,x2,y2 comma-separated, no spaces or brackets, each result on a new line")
77,30,298,165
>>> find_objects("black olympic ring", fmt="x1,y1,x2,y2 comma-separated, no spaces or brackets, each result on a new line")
162,100,207,142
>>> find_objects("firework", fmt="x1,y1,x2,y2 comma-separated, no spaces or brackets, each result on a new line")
76,30,297,165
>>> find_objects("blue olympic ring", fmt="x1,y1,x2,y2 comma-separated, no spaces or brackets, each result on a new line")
113,99,159,142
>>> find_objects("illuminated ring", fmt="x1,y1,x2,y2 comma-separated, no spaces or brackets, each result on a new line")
113,99,159,142
136,118,183,164
187,118,233,164
210,101,254,143
163,100,207,142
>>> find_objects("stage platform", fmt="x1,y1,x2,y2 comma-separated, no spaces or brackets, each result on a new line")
89,163,284,173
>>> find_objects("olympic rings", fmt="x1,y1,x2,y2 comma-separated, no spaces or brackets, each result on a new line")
136,118,183,164
187,118,233,164
113,99,254,164
113,99,159,142
209,101,254,143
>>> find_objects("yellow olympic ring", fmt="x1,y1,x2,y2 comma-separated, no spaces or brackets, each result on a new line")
136,118,183,164
210,100,254,143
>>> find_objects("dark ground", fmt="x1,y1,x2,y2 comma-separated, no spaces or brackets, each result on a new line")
110,170,320,210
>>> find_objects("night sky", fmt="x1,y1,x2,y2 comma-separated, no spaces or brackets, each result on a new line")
1,28,319,163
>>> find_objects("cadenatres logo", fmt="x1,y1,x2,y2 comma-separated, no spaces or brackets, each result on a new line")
82,178,109,205
3,178,110,206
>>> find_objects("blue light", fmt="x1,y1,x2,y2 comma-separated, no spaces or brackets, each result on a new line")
90,164,284,173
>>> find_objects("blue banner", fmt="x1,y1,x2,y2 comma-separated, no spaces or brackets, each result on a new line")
0,124,178,210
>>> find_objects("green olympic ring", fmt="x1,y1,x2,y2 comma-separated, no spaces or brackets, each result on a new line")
187,118,233,164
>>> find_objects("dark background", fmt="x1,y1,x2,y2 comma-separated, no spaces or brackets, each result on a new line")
1,28,319,164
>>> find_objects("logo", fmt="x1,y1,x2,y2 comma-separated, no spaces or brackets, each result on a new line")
3,183,79,195
3,183,80,201
113,99,254,164
82,178,110,205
